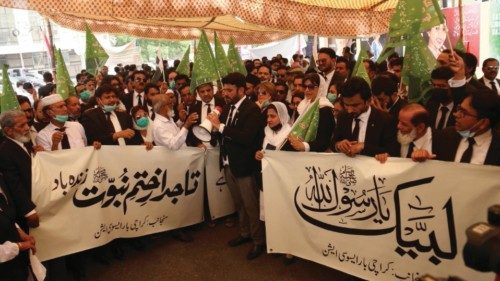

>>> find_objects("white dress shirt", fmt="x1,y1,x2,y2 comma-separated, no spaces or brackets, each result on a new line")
107,111,126,146
454,129,493,165
400,127,433,158
133,90,145,107
434,102,454,129
152,114,188,150
481,77,499,93
352,106,371,143
36,121,87,151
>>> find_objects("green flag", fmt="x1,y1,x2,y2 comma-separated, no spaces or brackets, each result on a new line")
289,99,320,143
1,64,20,113
85,25,109,76
455,38,466,52
226,37,247,76
176,46,191,76
352,42,371,86
389,0,445,38
379,0,445,64
55,48,76,99
401,34,436,103
213,31,231,79
190,30,220,93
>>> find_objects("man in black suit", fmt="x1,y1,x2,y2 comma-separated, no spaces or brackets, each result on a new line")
81,84,144,146
187,82,225,148
0,110,39,232
0,173,36,281
417,89,499,166
120,70,148,113
333,76,398,157
371,73,407,122
479,58,499,95
207,72,265,260
426,67,458,130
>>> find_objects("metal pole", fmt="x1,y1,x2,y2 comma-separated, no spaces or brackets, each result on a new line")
45,18,55,72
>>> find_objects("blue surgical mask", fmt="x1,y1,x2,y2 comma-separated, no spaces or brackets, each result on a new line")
457,130,476,139
326,92,337,103
54,115,68,123
103,104,117,113
135,117,149,129
80,91,91,101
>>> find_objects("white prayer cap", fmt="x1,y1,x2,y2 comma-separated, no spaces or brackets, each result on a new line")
40,94,64,108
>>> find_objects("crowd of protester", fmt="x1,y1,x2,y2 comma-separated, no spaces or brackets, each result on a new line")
0,46,499,281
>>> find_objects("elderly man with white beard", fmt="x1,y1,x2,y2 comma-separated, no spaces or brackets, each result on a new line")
375,103,434,163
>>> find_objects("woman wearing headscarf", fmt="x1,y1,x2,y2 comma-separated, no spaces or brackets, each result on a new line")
254,102,295,264
286,72,335,152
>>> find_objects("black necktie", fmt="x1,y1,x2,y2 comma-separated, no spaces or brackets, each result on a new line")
406,142,415,158
137,94,143,106
351,118,361,141
226,105,236,127
460,137,476,163
55,127,70,149
206,104,212,114
105,112,116,133
490,81,498,94
436,106,449,130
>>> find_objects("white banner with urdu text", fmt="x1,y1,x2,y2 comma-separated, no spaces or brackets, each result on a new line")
31,146,205,261
263,151,499,281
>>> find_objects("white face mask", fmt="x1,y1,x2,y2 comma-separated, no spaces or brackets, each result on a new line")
397,128,417,145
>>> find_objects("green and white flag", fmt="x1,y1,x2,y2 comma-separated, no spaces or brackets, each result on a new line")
1,64,20,112
85,25,109,75
226,37,247,76
213,31,231,79
190,30,219,93
176,46,191,76
289,99,320,143
55,48,76,99
352,42,372,86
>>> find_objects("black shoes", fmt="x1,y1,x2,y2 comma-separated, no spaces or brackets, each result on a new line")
246,244,265,260
227,236,252,247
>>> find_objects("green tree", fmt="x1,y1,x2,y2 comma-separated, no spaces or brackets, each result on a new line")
113,35,190,63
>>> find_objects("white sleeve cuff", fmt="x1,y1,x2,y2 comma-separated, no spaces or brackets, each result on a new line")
219,124,225,134
303,142,310,152
0,241,20,263
448,78,466,88
24,209,36,218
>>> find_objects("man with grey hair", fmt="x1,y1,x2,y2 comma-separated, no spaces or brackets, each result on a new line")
0,110,40,233
152,92,198,150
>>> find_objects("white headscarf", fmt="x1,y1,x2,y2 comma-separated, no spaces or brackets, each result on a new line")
262,102,292,150
296,73,333,116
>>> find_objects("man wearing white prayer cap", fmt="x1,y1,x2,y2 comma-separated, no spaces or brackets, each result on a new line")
36,94,93,151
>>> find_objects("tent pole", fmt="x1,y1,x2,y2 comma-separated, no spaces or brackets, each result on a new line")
45,18,56,72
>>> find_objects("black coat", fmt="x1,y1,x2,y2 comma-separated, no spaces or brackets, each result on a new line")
0,174,28,281
0,139,36,231
433,127,500,166
218,98,262,177
333,106,399,156
81,108,143,145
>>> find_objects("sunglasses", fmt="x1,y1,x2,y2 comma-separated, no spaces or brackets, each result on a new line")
302,84,318,90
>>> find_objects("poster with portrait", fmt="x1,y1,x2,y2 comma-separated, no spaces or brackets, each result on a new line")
442,2,481,58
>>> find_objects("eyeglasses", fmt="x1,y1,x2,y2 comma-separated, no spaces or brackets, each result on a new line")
485,66,499,71
302,84,318,90
456,106,478,118
134,78,146,82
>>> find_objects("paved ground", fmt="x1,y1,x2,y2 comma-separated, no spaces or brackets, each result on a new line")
83,220,352,281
